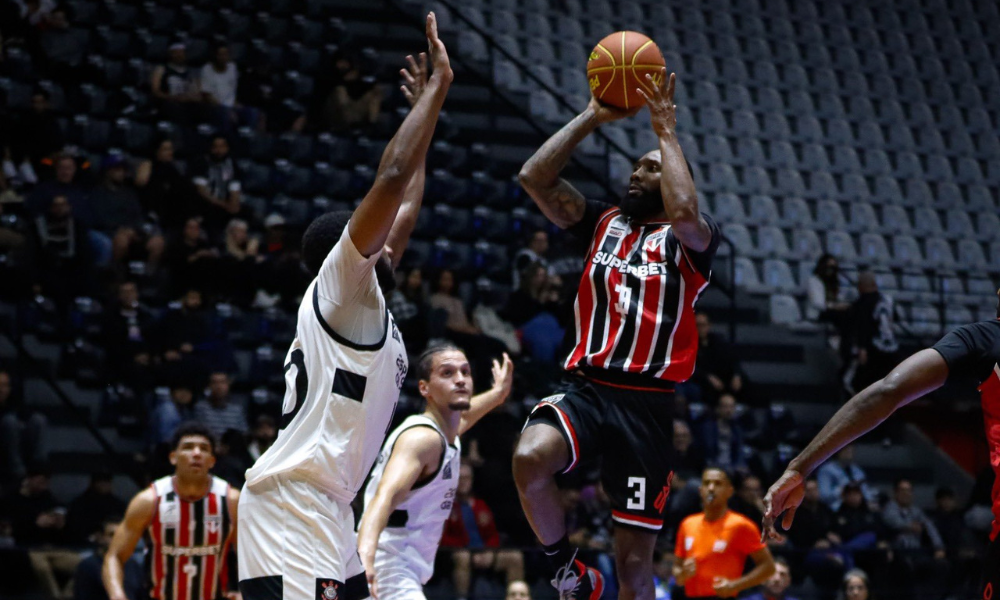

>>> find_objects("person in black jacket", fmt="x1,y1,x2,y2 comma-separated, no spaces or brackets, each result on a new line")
848,272,899,392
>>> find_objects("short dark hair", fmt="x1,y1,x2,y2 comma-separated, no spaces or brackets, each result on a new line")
302,211,352,274
211,134,229,146
894,477,912,489
702,467,733,485
774,556,790,570
935,486,955,500
171,421,216,454
416,344,463,381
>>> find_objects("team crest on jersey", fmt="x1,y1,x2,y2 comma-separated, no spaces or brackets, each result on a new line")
643,230,667,253
206,515,221,533
316,579,341,600
442,462,453,480
391,321,401,343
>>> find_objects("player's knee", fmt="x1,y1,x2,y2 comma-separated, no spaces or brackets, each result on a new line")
615,550,653,596
512,431,565,489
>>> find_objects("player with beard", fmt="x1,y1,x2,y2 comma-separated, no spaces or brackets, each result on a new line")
513,71,720,600
762,288,1000,597
237,14,451,600
357,346,513,600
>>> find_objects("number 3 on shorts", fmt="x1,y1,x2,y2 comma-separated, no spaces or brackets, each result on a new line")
626,476,646,510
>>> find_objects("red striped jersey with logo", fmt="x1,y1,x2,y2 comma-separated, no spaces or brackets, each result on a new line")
564,200,720,383
146,475,233,600
931,318,1000,540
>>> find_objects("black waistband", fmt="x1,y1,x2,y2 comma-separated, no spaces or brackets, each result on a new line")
572,366,677,392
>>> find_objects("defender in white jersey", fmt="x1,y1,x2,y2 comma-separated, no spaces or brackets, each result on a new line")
358,347,513,600
237,14,452,600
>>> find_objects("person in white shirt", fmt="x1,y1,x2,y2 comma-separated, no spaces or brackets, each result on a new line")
200,42,259,132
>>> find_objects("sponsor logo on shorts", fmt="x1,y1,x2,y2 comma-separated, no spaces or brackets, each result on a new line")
316,579,341,600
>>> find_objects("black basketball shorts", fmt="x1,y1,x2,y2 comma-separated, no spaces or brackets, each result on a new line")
524,374,676,531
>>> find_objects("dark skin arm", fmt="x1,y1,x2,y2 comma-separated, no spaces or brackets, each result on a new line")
762,349,950,539
348,13,452,258
518,98,638,229
637,71,713,252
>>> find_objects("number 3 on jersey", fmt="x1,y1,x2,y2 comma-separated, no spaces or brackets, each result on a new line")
281,348,308,430
626,476,646,510
615,284,632,315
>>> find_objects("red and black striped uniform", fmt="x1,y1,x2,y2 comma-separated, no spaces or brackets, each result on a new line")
931,317,1000,595
565,199,720,384
146,476,233,600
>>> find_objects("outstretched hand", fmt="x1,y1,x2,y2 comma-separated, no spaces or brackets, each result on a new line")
400,53,428,106
761,469,806,542
491,353,514,400
635,69,677,138
425,12,453,83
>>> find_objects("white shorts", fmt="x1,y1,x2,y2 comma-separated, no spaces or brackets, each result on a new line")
372,551,426,600
238,475,368,600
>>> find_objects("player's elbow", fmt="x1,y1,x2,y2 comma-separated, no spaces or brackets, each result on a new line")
517,167,540,192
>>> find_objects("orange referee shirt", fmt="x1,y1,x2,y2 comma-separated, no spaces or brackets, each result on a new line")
674,510,765,598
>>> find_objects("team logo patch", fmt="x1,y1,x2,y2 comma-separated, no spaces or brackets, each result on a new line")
316,579,341,600
643,230,667,252
607,225,626,238
442,462,453,480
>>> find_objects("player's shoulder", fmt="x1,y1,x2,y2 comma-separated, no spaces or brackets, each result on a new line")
393,424,446,460
679,512,704,530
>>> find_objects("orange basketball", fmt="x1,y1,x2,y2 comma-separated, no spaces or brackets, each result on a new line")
587,31,665,109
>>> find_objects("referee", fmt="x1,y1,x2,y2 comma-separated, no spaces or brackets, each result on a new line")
674,469,775,598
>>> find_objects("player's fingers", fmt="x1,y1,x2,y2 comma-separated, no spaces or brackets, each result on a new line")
406,54,419,75
426,12,437,40
401,87,414,103
419,52,428,74
635,86,651,104
665,71,675,99
401,69,416,86
643,73,660,98
781,506,797,530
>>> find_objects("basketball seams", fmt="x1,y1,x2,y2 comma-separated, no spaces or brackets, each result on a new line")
587,31,664,109
620,31,629,109
630,38,658,96
594,43,618,101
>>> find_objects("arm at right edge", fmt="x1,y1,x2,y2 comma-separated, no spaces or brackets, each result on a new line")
103,489,155,600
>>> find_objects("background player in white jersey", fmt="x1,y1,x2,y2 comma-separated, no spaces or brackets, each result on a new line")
237,14,452,600
357,347,514,600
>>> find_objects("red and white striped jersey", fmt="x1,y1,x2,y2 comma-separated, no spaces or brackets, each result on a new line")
564,200,720,384
146,476,233,600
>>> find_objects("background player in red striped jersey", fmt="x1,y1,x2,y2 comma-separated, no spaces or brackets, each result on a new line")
513,70,720,600
762,288,1000,598
103,422,240,600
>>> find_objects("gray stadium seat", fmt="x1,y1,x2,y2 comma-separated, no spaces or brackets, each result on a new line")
957,239,989,270
694,80,721,105
767,141,796,169
903,179,934,207
808,172,838,200
735,138,765,166
770,294,808,327
774,169,806,197
523,12,553,37
933,182,963,210
859,233,891,265
924,237,956,269
858,123,886,150
801,144,831,171
731,109,760,137
762,114,792,140
892,235,923,267
762,259,798,293
848,203,878,234
816,200,847,230
712,193,748,223
757,226,791,258
825,231,857,263
955,157,984,185
828,120,854,146
734,257,766,293
704,135,733,162
841,174,870,202
946,307,974,328
723,83,753,110
909,305,941,335
894,151,922,179
912,207,944,238
945,210,976,241
757,88,783,113
967,186,995,211
748,195,780,225
880,205,913,234
795,116,824,144
925,154,954,182
742,166,772,194
793,229,823,259
832,146,862,174
977,212,1000,243
781,198,813,228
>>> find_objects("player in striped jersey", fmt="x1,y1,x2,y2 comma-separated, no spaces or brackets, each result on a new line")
356,346,513,600
513,71,720,600
103,422,239,600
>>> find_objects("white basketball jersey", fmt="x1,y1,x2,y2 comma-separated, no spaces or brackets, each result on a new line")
363,415,461,584
245,278,409,504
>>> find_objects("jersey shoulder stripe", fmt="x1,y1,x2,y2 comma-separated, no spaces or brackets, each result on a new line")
310,284,389,351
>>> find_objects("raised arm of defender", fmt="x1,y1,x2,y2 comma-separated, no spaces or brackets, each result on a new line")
349,13,452,258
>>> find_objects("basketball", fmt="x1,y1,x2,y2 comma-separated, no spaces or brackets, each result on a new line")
587,31,665,109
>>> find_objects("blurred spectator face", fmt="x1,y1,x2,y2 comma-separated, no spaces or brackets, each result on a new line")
673,420,692,453
210,137,230,161
156,140,175,163
764,561,791,596
505,581,531,600
894,480,913,507
842,485,863,509
653,553,674,580
119,282,139,307
699,468,733,510
405,268,422,293
208,372,230,400
936,491,956,513
457,463,474,499
845,575,869,600
716,394,736,421
529,230,548,255
48,8,68,28
182,289,202,310
819,256,839,280
31,92,50,114
213,45,230,68
55,157,76,184
804,479,821,503
183,218,202,242
739,476,762,503
437,270,454,295
837,445,854,464
171,387,193,405
0,371,11,408
558,488,581,512
168,46,186,66
107,164,126,185
49,195,71,220
97,521,119,554
695,312,710,341
23,472,49,495
227,220,248,246
91,474,113,495
253,416,277,446
420,349,472,411
334,55,358,80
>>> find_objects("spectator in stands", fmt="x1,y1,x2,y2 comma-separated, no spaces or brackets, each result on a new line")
505,580,531,600
785,479,844,591
387,266,429,351
817,446,876,511
247,415,276,462
238,57,305,133
503,262,553,328
744,557,799,600
194,372,247,438
685,312,744,404
9,88,63,182
650,550,674,600
848,272,899,392
472,278,521,356
166,218,220,295
103,281,156,390
503,263,565,364
882,478,944,556
673,419,705,482
65,472,125,545
72,519,144,600
806,254,851,324
0,370,47,491
150,42,202,125
13,0,56,28
0,193,30,279
318,48,383,133
134,138,200,231
699,393,747,471
832,482,880,557
730,474,766,524
156,291,216,368
212,429,251,487
219,218,261,306
839,568,872,600
192,135,242,232
90,155,164,272
38,5,84,82
149,383,194,447
0,467,78,599
429,268,507,382
927,487,971,561
30,194,97,305
199,42,257,134
511,229,549,290
441,462,524,600
255,213,309,308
